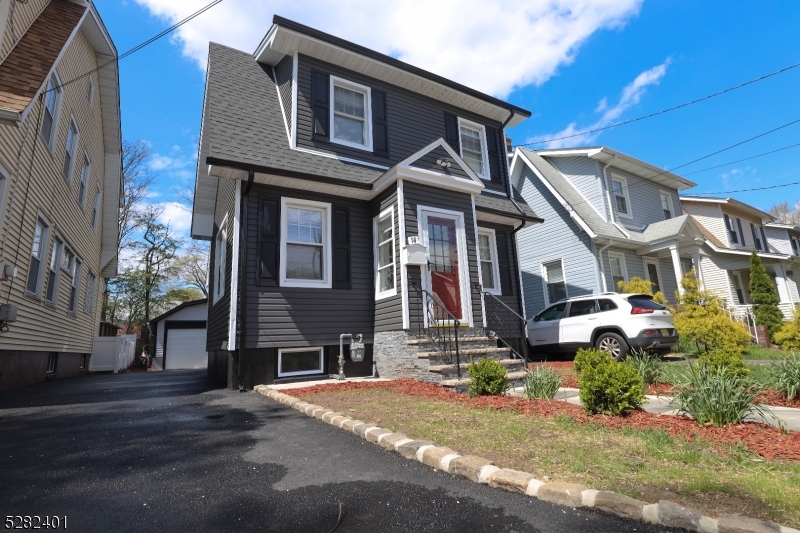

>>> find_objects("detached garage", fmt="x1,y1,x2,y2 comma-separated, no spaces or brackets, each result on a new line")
150,299,208,370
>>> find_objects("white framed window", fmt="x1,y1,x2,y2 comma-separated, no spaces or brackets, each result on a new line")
642,257,663,294
45,237,62,305
26,217,50,296
457,117,489,179
61,245,75,274
77,154,90,207
213,216,227,304
91,185,101,231
46,353,58,374
477,228,501,295
330,76,372,151
542,259,567,305
84,271,96,314
660,191,674,220
610,174,632,218
374,206,396,299
69,258,82,314
41,74,62,149
724,214,738,245
277,346,324,377
280,197,332,288
607,251,628,289
87,77,95,106
63,118,79,182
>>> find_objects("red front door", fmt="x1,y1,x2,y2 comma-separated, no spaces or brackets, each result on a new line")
427,216,462,320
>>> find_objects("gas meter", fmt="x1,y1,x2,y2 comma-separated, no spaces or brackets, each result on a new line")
350,334,365,362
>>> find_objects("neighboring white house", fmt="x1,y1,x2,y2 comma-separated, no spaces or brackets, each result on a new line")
150,299,208,370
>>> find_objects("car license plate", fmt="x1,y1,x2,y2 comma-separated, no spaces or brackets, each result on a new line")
661,329,670,336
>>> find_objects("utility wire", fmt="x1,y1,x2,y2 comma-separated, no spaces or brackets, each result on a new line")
514,60,800,148
682,142,800,176
690,181,800,196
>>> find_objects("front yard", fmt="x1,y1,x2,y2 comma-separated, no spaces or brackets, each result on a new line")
297,379,800,528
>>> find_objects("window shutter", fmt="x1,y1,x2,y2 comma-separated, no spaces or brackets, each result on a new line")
332,205,351,289
750,223,759,250
486,127,501,182
311,70,329,141
257,195,280,286
760,227,769,252
736,218,745,246
372,89,389,156
724,214,734,243
444,113,459,151
495,231,513,296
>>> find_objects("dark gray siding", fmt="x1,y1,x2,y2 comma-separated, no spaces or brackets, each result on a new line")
402,182,483,326
207,178,236,352
477,221,522,316
243,184,375,348
371,185,403,332
273,54,293,138
410,146,471,180
295,54,508,191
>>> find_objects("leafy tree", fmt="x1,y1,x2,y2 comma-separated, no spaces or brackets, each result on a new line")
749,251,784,340
616,276,666,304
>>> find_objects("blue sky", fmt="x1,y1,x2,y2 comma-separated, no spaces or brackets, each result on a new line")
95,0,800,237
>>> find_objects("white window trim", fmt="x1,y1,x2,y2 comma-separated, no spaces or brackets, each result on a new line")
610,173,633,219
277,346,325,377
41,73,63,152
279,197,332,288
27,214,51,298
642,257,663,292
45,236,63,305
63,117,79,183
541,258,568,306
61,243,75,275
457,117,490,180
213,214,228,304
329,75,373,152
374,206,397,300
659,190,674,219
607,251,629,288
477,228,502,295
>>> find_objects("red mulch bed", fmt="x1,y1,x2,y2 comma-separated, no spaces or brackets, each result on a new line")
295,379,800,461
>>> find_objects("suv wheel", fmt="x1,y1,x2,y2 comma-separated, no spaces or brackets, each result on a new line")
595,332,629,361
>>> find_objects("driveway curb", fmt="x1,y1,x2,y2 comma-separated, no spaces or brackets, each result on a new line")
254,385,799,533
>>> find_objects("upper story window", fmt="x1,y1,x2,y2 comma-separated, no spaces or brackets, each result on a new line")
63,119,79,182
792,236,800,256
660,192,674,220
61,245,75,274
280,198,331,288
41,75,62,149
374,207,395,299
330,77,372,151
45,238,62,305
77,154,90,207
724,214,740,245
750,223,763,251
477,229,501,295
458,118,489,179
611,175,631,218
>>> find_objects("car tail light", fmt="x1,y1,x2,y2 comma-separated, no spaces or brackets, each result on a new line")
643,329,656,335
631,307,654,314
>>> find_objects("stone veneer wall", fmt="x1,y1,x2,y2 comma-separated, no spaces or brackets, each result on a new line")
373,330,437,383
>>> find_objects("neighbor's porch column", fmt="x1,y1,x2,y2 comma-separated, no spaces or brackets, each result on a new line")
773,263,792,304
692,249,704,285
669,246,684,296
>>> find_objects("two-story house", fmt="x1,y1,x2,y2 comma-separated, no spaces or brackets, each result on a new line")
681,197,798,318
191,17,540,388
0,0,121,390
510,147,702,320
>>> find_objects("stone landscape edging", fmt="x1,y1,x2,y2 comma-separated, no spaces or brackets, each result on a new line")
254,385,799,533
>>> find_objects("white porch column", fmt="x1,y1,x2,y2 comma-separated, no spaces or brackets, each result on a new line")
692,249,704,285
773,263,791,304
669,246,684,296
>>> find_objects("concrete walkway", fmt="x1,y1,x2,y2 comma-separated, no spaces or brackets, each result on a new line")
509,386,800,431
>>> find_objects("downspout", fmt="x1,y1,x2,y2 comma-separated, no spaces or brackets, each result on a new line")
237,170,255,391
597,239,613,292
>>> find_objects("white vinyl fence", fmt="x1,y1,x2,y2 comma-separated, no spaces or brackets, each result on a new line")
89,335,137,373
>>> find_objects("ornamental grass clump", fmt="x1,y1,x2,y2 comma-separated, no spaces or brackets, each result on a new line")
576,349,645,416
670,364,769,427
626,348,662,385
771,353,800,400
467,358,509,397
523,365,562,400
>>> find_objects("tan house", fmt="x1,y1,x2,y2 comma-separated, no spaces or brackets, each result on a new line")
0,0,121,390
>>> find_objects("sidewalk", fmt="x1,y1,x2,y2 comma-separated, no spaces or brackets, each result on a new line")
509,386,800,432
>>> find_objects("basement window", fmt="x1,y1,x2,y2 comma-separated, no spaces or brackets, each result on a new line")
277,347,324,377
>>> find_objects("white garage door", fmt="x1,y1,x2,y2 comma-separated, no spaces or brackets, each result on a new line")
165,329,208,370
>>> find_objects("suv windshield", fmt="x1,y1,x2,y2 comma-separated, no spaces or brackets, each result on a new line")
536,303,567,321
627,295,665,310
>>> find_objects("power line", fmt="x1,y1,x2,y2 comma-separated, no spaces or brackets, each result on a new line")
690,181,800,196
514,60,800,148
682,142,800,176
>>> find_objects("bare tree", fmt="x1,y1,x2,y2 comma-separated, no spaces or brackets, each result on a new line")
119,140,158,254
769,201,800,226
172,240,209,297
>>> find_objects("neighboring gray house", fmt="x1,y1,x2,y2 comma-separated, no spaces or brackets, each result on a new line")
510,147,700,318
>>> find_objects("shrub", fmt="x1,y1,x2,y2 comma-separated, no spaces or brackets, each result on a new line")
578,359,645,415
697,349,750,380
774,306,800,351
627,348,661,385
617,276,666,304
749,251,785,341
670,364,769,427
574,348,611,374
771,353,800,400
523,365,562,400
467,358,509,397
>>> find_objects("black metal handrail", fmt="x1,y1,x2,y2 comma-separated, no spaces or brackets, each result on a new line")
409,281,462,379
473,283,529,362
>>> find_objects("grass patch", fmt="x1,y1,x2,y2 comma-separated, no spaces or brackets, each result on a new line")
744,345,791,361
302,387,800,527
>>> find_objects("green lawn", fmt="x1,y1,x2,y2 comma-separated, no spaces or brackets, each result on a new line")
743,345,793,361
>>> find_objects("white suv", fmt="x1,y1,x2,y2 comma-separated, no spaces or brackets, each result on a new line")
527,293,678,360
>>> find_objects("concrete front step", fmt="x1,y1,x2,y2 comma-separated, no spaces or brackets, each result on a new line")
429,358,525,374
417,346,511,359
441,370,528,388
407,336,492,345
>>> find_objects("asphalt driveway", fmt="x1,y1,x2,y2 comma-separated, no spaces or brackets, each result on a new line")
0,371,684,532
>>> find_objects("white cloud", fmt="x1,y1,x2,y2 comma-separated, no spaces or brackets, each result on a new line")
526,59,671,148
134,0,642,98
149,153,193,172
156,202,193,232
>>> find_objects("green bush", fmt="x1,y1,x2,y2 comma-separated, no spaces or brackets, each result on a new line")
578,359,645,416
750,251,785,341
627,349,662,385
697,349,750,380
774,306,800,351
574,348,611,375
467,358,509,397
771,353,800,400
523,365,562,400
670,364,769,427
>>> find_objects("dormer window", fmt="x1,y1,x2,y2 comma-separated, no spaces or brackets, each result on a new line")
660,192,674,220
611,175,631,218
724,214,739,245
457,118,489,179
330,77,372,151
